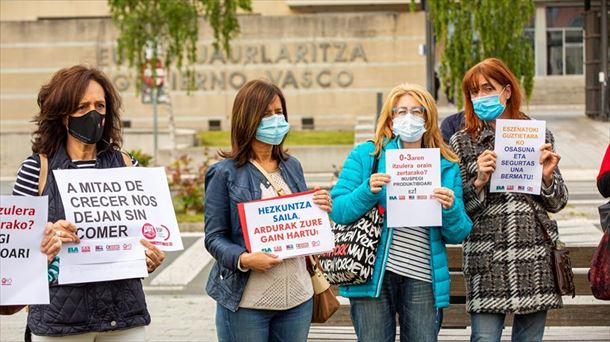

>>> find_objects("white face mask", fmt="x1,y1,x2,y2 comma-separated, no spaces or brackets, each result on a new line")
392,114,426,142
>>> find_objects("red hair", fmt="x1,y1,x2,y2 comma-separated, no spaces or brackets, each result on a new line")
461,58,526,136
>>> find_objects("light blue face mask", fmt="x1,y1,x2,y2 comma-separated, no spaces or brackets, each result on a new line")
392,113,426,143
256,114,290,145
472,87,507,121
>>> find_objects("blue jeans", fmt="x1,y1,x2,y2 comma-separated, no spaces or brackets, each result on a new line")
350,271,441,342
215,298,312,342
470,311,547,342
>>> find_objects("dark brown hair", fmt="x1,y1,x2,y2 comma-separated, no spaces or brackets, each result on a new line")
220,79,289,167
32,65,123,156
462,57,526,136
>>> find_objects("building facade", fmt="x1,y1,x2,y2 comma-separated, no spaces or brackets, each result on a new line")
0,0,593,132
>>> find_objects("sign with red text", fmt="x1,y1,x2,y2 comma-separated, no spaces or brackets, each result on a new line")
490,119,546,195
53,167,183,284
238,191,334,259
385,148,442,228
0,196,49,305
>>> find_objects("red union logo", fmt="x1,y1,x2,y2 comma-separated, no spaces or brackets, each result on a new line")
1,277,12,286
81,246,91,253
142,223,157,239
122,243,132,250
311,240,321,247
106,244,120,251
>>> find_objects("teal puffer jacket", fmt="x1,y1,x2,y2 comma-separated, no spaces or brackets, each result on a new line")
330,138,472,308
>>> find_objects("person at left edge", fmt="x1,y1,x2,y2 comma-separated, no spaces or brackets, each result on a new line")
11,65,165,341
204,79,332,342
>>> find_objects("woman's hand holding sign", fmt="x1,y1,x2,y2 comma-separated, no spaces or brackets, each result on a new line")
540,143,561,187
51,220,80,244
140,239,165,273
433,188,455,209
369,173,391,194
312,187,332,213
240,252,282,273
474,150,497,194
40,223,62,264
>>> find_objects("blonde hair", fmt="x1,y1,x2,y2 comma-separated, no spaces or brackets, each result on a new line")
372,83,458,163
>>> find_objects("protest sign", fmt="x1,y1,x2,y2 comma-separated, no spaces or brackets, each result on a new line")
0,196,49,305
238,190,334,259
490,119,546,195
53,167,183,284
385,148,442,228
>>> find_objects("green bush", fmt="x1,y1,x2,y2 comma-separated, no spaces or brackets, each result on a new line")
167,149,217,214
128,149,153,167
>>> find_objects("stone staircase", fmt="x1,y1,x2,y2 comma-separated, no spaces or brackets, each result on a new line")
353,115,376,145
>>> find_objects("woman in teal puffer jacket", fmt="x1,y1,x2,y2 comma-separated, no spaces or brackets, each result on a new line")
330,83,472,342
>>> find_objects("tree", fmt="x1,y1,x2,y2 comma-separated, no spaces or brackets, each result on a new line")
428,0,535,108
108,0,251,90
108,0,251,160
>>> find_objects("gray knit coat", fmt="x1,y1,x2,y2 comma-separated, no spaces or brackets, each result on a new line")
450,123,568,314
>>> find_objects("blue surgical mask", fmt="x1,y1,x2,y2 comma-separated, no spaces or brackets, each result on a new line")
472,87,507,121
256,114,290,145
392,114,426,143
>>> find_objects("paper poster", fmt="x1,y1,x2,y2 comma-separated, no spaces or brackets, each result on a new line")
490,119,546,195
385,148,442,228
0,196,50,305
238,190,334,259
53,167,183,284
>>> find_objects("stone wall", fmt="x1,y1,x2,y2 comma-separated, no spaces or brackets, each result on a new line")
1,13,427,131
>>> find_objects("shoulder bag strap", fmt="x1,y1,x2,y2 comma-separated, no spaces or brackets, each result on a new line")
250,160,285,196
121,151,133,167
38,154,48,196
523,195,554,245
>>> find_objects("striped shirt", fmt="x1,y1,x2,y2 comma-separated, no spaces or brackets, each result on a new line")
385,227,432,283
12,154,137,283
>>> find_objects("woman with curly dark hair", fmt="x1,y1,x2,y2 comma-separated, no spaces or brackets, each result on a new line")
12,65,165,341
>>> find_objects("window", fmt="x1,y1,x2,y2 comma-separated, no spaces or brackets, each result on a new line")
208,119,221,131
546,7,584,75
301,117,314,130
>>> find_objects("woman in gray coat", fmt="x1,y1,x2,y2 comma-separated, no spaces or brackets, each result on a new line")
450,58,568,342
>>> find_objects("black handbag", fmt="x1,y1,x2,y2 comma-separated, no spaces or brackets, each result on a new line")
318,156,384,285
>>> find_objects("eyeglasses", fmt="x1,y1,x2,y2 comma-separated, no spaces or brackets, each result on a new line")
392,106,426,118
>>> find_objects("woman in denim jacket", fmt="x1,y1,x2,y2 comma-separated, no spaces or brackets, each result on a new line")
331,83,472,342
204,80,332,342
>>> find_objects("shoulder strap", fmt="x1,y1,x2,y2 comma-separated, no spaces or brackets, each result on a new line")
38,154,48,196
371,155,380,175
250,160,285,196
523,195,553,244
121,152,133,167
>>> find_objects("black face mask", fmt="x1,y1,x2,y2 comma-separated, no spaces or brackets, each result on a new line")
67,110,105,145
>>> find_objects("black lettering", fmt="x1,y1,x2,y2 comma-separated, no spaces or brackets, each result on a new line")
316,70,332,88
295,44,308,63
337,70,354,88
350,43,368,62
334,42,347,62
282,70,299,89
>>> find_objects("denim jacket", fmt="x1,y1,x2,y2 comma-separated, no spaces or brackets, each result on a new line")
204,156,308,312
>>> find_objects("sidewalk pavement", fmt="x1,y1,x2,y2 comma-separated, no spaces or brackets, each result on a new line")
0,295,218,342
